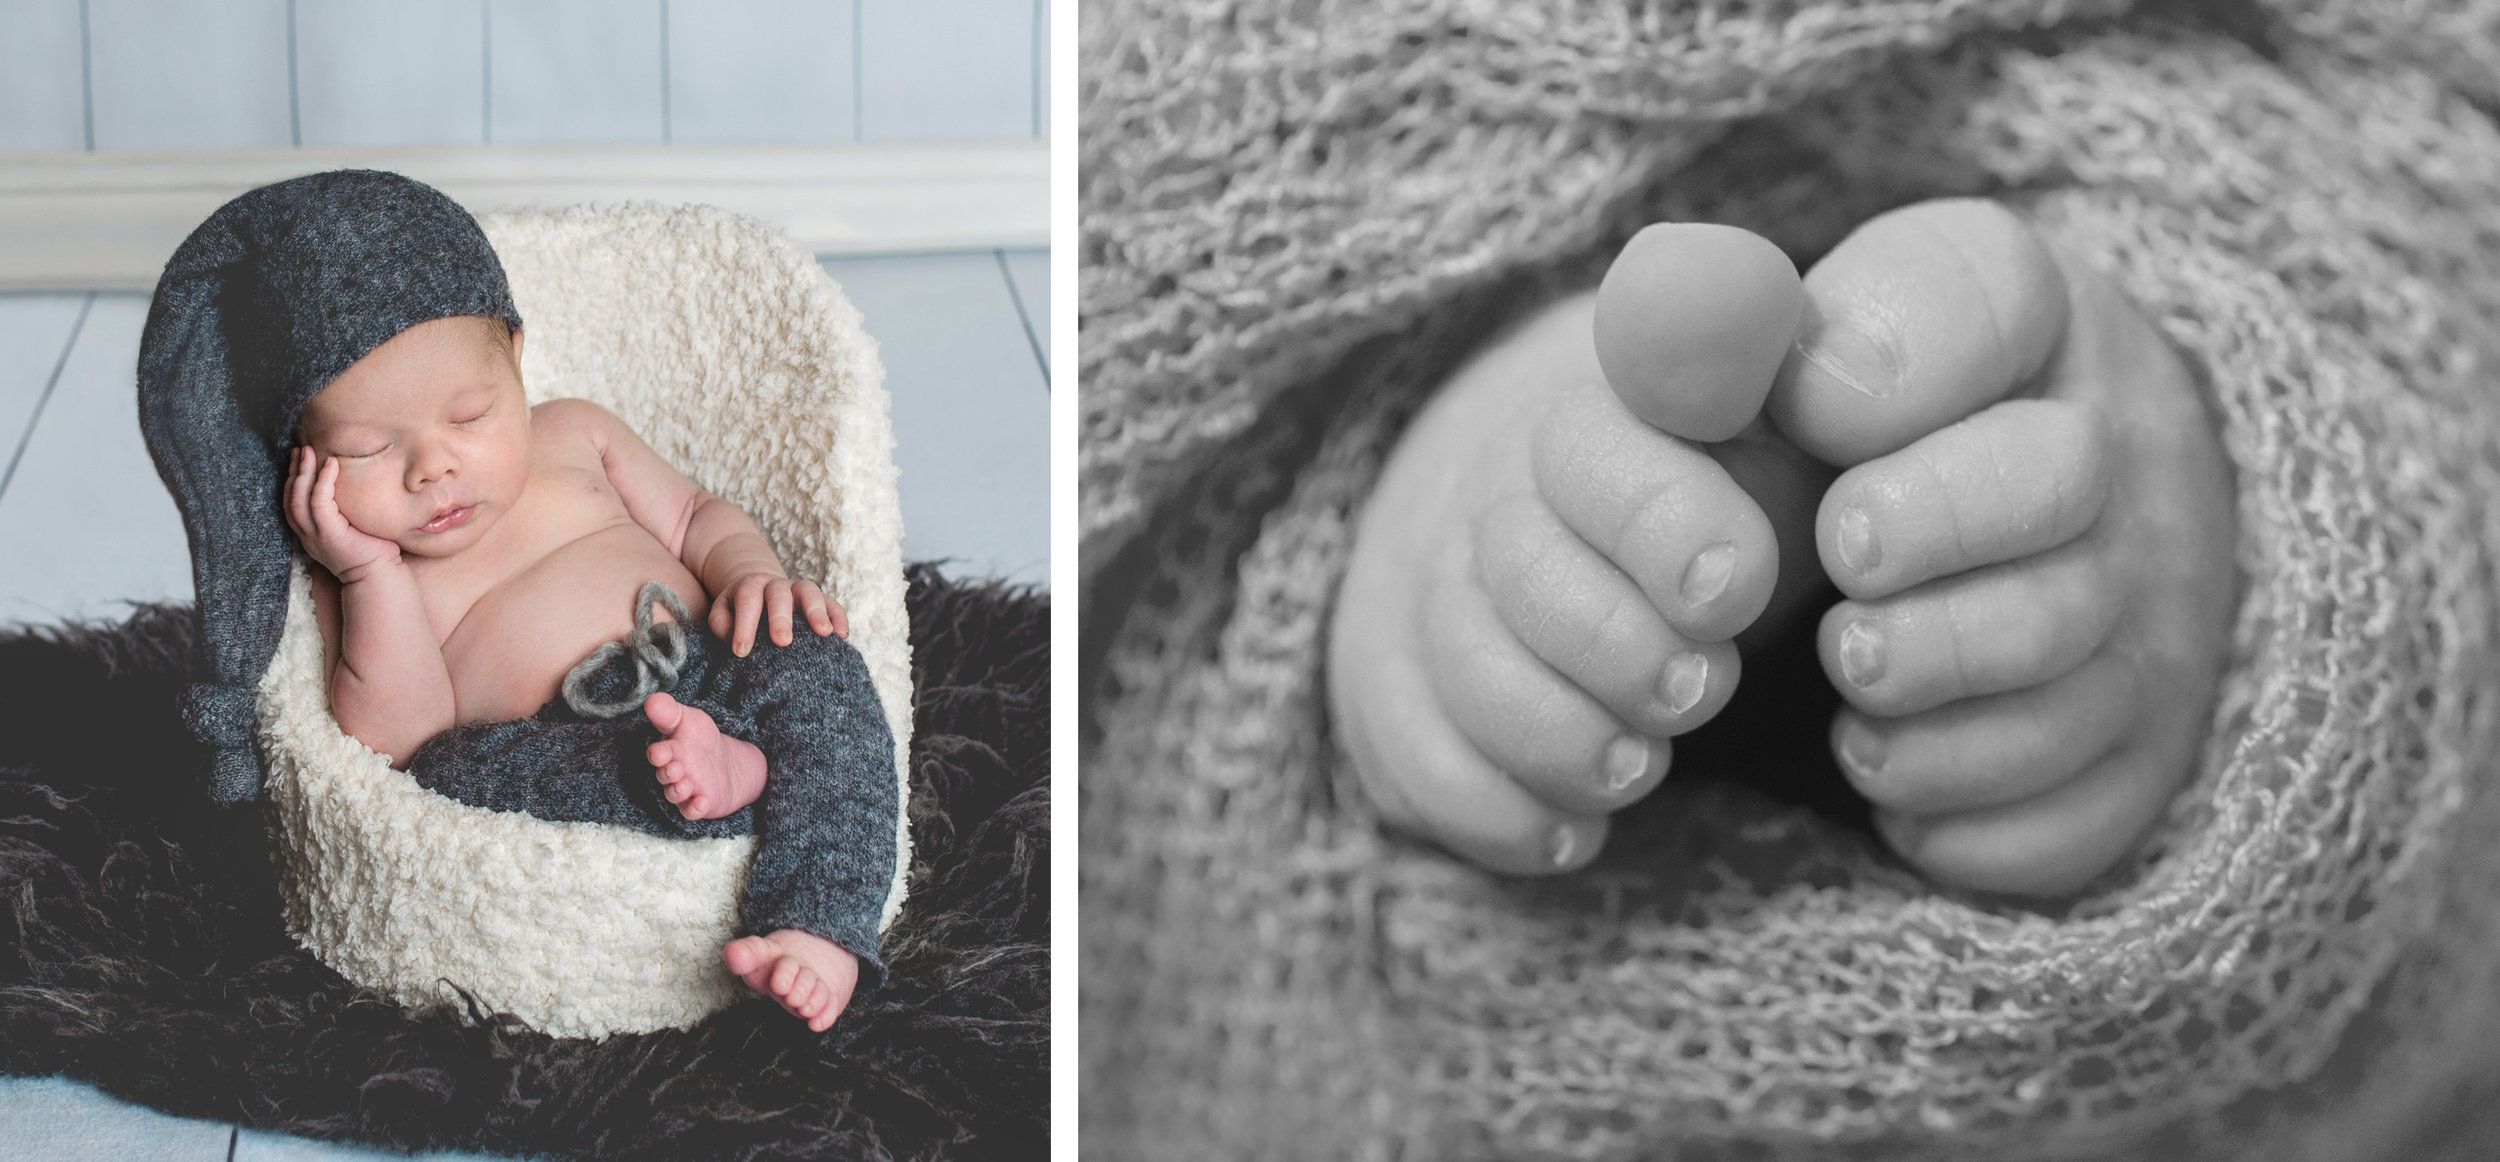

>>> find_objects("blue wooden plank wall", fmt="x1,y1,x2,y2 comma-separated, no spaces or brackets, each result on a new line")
0,0,1049,152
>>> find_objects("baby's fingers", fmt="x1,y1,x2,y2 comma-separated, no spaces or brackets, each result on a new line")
306,456,350,543
766,581,795,647
792,581,839,638
1818,398,2110,602
728,576,771,655
284,449,317,537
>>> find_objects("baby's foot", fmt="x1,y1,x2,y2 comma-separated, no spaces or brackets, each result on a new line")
724,929,859,1034
644,692,768,820
1769,199,2238,897
1329,224,1833,874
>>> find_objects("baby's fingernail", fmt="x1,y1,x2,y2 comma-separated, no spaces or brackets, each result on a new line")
1549,823,1580,868
1661,653,1708,715
1682,542,1735,606
1602,734,1662,793
1836,506,1879,574
1837,718,1887,780
1839,621,1885,687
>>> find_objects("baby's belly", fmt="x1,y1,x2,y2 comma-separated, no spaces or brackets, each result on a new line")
441,525,709,724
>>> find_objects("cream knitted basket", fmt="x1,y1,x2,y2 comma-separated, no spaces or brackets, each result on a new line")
252,204,913,1040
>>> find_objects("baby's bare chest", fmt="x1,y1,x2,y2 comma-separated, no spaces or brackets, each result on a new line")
418,448,708,724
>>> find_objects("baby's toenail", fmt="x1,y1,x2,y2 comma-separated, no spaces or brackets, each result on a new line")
1682,542,1735,606
1549,823,1579,868
1838,719,1886,779
1603,735,1661,793
1839,622,1886,687
1882,813,1928,857
1836,507,1879,574
1661,653,1708,715
1797,328,1897,399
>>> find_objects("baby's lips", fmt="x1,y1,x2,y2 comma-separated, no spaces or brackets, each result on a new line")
414,501,480,535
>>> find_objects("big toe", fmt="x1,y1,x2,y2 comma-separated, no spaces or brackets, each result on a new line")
1770,198,2069,467
724,936,773,982
1594,222,1803,444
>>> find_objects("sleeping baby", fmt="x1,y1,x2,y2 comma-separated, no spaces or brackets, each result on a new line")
1330,198,2239,898
138,170,897,1033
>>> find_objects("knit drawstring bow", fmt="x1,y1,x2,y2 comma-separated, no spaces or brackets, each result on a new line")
561,581,695,719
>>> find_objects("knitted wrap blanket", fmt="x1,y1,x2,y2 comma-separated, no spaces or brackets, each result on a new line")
1080,1,2500,1158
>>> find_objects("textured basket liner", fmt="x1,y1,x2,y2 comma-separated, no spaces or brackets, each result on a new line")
256,204,913,1040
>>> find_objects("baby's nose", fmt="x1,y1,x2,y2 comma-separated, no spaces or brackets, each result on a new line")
408,442,459,488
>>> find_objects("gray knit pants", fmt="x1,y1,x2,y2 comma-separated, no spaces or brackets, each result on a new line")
404,618,898,996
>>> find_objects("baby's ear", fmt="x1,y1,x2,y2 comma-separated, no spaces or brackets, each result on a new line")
509,326,524,364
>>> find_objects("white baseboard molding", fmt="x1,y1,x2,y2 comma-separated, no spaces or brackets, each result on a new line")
0,142,1047,292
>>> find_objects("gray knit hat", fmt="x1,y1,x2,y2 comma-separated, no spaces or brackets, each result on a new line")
138,169,524,804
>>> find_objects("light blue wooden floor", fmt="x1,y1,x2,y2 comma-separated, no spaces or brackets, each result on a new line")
0,245,1046,1159
0,1075,538,1161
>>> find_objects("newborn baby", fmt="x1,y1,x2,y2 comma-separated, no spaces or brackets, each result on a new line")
1330,198,2239,897
138,169,897,1038
283,313,867,1030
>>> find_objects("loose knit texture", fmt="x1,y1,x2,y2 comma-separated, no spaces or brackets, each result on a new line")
1080,1,2500,1158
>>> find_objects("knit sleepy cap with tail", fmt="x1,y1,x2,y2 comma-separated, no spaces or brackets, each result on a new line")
138,169,524,805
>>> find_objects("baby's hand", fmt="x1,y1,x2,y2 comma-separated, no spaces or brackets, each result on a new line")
708,571,848,655
284,446,402,582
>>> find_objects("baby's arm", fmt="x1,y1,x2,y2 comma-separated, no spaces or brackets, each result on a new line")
287,447,457,768
534,399,846,653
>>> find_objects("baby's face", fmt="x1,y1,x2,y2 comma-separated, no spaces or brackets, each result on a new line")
295,316,531,558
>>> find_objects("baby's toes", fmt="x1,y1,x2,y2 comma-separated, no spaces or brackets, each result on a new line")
643,692,684,734
1593,222,1802,444
1878,734,2181,898
1530,377,1780,644
1819,536,2118,719
1770,198,2069,467
1817,398,2110,602
1422,566,1669,815
1337,644,1611,875
1833,650,2137,817
672,701,719,745
724,937,772,984
1474,493,1738,738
